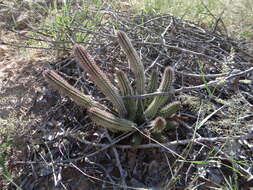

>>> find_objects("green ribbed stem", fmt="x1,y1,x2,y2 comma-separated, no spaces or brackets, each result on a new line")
117,31,145,95
73,44,127,117
116,70,137,121
44,70,102,109
145,69,159,106
147,69,159,93
88,107,136,132
144,67,174,119
158,101,180,118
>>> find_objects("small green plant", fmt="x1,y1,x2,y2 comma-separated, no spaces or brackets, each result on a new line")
44,31,180,141
199,62,215,97
0,136,12,181
30,0,103,53
0,136,22,190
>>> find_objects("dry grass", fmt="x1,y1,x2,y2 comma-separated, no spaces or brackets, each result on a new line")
118,0,253,39
0,0,253,189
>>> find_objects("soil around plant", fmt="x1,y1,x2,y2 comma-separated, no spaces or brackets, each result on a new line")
1,1,253,190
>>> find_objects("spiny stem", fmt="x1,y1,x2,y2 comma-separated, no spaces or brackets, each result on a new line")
44,70,103,109
144,67,174,119
145,69,159,105
147,69,159,94
116,70,137,121
149,116,167,133
88,107,136,132
73,44,127,117
117,31,145,95
159,101,181,118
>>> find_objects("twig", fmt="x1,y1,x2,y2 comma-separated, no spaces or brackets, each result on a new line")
132,125,185,159
84,157,116,185
0,41,55,50
122,67,253,99
175,70,231,79
104,130,127,189
79,131,135,159
136,41,223,64
115,131,253,149
144,55,160,73
70,163,148,190
226,67,253,80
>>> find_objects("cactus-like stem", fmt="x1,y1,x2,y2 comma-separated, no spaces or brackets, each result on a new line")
88,107,136,132
158,101,181,118
147,69,159,93
117,31,145,95
73,44,127,117
145,69,159,106
116,70,137,121
144,67,174,119
149,116,167,133
44,70,103,109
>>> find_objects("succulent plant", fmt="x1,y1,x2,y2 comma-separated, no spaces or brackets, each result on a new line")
149,116,167,133
44,69,103,109
117,31,145,95
144,67,174,119
88,107,136,132
73,44,127,117
158,101,181,118
145,69,159,108
117,31,147,122
147,69,159,94
116,70,137,121
44,31,180,141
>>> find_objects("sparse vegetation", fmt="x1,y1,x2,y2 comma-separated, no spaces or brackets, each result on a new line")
0,0,253,189
44,32,180,146
129,0,253,39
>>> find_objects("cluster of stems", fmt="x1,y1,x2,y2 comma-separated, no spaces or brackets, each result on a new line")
44,31,180,134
